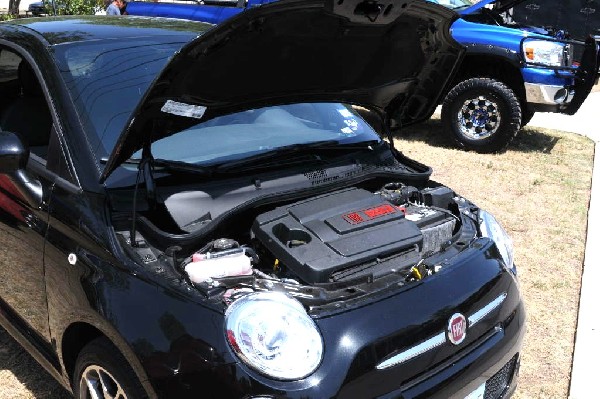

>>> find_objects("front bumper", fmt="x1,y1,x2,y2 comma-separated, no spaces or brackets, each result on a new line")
138,240,525,399
203,244,525,398
525,82,574,106
374,302,525,399
224,295,525,399
522,36,599,114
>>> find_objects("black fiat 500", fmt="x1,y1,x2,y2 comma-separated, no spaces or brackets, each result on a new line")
0,0,524,398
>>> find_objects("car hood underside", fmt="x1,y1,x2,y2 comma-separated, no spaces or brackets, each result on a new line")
100,0,463,182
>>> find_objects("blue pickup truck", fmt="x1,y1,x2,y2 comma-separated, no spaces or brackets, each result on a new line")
126,0,599,152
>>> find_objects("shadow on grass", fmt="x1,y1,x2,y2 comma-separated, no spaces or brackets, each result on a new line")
393,118,561,154
0,327,70,398
513,128,561,154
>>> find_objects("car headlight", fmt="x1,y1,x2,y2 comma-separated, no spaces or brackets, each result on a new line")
224,292,323,380
479,210,514,270
522,39,572,67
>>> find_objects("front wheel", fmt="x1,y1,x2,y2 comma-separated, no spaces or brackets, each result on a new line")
441,78,522,153
73,337,147,399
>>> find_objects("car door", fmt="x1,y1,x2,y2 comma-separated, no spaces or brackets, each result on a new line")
0,47,57,345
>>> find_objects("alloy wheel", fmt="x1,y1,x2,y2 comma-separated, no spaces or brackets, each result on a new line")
79,365,128,399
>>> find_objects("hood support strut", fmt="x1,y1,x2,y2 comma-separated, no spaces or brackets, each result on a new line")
130,143,156,247
383,112,397,152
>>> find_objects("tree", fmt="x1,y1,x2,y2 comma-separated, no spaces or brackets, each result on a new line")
43,0,105,15
8,0,21,16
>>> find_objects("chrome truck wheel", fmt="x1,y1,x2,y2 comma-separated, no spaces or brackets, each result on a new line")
441,77,522,153
458,95,501,140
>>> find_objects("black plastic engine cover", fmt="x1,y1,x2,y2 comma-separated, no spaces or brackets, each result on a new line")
252,188,423,283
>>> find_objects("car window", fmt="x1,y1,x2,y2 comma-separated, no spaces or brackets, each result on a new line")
0,49,20,83
144,103,381,165
0,47,53,160
52,38,192,161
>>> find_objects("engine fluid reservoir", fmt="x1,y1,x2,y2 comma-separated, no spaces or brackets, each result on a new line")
185,253,252,283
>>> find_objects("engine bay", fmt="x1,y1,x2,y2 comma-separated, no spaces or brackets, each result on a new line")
116,180,476,307
251,186,456,284
462,5,561,38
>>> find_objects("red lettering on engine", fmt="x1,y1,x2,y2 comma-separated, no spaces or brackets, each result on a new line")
364,204,396,218
344,212,364,224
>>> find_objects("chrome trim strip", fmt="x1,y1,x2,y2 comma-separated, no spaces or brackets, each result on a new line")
376,332,446,370
468,293,507,327
375,293,507,370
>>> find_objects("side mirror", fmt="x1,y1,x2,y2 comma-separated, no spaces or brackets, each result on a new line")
0,130,42,208
0,130,29,174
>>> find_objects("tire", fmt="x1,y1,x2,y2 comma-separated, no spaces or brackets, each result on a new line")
441,77,522,153
521,109,535,128
72,337,147,399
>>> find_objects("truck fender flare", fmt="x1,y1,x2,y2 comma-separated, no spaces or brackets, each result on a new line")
461,43,522,69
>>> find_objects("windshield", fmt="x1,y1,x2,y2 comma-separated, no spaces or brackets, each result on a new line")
52,36,194,159
140,103,381,166
427,0,474,10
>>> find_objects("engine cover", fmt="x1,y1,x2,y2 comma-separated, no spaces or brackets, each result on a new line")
252,188,424,283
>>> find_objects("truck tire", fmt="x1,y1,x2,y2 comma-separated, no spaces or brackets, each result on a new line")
441,78,522,153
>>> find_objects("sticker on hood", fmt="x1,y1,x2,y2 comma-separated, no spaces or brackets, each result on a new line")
161,100,207,119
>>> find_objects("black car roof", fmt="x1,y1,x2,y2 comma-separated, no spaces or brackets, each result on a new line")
4,16,208,45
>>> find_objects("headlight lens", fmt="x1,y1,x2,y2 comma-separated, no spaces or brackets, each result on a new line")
224,292,323,380
522,39,571,67
479,210,514,270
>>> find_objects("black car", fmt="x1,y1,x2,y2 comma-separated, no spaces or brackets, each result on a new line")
0,1,525,398
27,1,47,16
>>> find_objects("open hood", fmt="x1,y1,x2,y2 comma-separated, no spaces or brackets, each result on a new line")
101,0,463,182
459,0,528,15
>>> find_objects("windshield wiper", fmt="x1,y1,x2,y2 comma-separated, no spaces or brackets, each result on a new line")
214,140,381,172
99,139,381,176
100,157,214,176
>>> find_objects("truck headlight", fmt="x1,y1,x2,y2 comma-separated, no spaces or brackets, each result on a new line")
522,39,572,67
479,210,514,271
225,292,323,380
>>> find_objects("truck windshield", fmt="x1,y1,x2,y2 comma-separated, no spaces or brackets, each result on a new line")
427,0,474,10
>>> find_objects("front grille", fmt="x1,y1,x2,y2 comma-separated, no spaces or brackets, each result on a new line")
484,354,518,399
